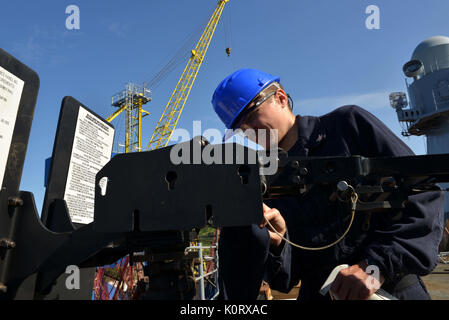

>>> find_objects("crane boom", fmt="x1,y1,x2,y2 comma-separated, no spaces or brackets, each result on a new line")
146,0,229,151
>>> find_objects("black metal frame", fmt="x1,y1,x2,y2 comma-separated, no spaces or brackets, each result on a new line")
262,149,449,212
0,48,40,298
1,137,265,299
4,141,448,300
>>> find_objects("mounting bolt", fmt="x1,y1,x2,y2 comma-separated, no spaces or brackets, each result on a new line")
290,161,300,169
7,197,23,207
199,137,208,147
0,239,16,249
0,283,7,293
299,167,308,176
291,175,301,184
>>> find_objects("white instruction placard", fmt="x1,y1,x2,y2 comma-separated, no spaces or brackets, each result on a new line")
0,66,25,188
64,106,114,224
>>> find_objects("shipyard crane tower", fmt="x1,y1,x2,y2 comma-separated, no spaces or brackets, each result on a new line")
107,83,151,153
106,0,229,153
389,35,449,223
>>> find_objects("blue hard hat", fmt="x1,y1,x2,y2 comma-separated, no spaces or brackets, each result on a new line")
212,68,280,129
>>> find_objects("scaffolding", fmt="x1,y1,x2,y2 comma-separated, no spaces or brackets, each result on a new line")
109,83,152,153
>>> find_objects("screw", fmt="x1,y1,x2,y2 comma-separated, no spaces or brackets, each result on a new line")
8,197,23,207
0,239,16,249
199,137,208,147
299,167,308,176
0,283,7,293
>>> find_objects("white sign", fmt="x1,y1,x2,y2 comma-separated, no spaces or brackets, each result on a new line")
64,106,114,224
0,66,24,188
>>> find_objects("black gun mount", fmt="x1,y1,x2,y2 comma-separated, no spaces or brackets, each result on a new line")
0,136,265,300
262,149,449,212
3,138,449,300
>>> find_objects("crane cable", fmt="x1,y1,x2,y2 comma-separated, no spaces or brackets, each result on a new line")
146,33,195,90
224,1,232,57
264,192,358,251
146,3,217,90
146,35,195,90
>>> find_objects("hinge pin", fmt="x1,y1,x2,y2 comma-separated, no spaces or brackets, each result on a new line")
7,197,23,207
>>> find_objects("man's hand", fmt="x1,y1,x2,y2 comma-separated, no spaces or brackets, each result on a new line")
329,261,384,300
259,203,287,248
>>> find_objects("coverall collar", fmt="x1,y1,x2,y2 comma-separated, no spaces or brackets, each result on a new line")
289,115,327,156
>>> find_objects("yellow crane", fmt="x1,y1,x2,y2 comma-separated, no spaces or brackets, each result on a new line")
146,0,229,151
106,0,230,153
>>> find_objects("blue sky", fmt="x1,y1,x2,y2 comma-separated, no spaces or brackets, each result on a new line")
1,0,448,212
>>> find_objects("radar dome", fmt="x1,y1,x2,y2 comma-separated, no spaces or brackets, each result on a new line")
411,36,449,75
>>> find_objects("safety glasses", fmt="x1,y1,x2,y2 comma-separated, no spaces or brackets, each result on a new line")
231,90,277,129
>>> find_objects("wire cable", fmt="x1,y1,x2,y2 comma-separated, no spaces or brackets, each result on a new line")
264,193,358,251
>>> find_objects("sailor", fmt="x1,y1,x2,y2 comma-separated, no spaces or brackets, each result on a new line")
211,68,445,300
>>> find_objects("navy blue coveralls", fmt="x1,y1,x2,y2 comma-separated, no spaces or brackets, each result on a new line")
218,105,445,300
